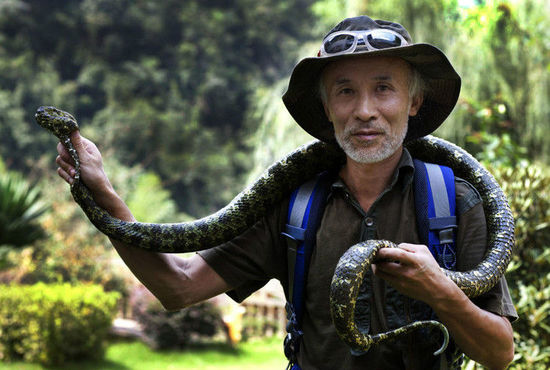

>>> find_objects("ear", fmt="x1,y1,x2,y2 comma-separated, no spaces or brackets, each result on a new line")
409,94,423,117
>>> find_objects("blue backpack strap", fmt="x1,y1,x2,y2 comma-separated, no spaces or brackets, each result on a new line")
282,171,333,369
283,177,316,310
413,159,457,270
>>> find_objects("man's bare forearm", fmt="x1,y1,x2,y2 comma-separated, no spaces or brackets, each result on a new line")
432,282,514,370
99,188,230,310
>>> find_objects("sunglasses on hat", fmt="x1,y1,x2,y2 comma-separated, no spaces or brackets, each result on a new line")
319,29,409,57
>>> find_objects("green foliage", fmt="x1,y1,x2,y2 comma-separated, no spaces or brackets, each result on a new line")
244,80,314,182
489,162,550,368
493,164,549,282
131,288,224,350
311,0,355,33
435,0,550,163
468,131,527,166
0,0,318,216
461,97,528,167
0,164,48,249
460,101,549,367
0,161,126,293
126,172,180,223
0,283,119,366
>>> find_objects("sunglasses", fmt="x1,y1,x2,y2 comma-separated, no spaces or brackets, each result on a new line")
319,29,409,57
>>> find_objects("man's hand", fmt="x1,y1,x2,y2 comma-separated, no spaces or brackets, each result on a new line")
372,243,456,305
56,131,118,211
373,243,514,369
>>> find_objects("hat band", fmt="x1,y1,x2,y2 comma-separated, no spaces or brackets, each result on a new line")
319,29,409,57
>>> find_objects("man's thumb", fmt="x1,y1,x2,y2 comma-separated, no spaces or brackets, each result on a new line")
69,131,85,152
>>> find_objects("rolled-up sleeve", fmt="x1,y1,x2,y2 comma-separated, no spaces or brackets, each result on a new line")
198,199,289,303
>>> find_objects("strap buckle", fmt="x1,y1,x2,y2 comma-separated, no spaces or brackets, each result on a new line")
436,242,457,270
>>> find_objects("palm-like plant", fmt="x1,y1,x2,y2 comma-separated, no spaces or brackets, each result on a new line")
0,171,48,248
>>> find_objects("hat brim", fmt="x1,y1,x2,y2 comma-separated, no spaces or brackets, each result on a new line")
282,43,461,143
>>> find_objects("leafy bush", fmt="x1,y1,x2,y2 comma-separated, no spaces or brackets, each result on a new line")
0,166,48,249
0,283,119,365
0,169,129,300
489,162,550,368
131,287,223,350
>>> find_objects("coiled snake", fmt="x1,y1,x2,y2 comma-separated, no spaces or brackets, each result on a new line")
36,106,514,356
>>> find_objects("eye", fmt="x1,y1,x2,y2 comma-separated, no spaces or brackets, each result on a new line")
337,87,354,96
376,84,391,92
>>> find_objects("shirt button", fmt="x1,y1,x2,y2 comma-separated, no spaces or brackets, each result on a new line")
365,217,374,227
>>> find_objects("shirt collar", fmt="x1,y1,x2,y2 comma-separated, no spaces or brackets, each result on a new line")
331,148,415,195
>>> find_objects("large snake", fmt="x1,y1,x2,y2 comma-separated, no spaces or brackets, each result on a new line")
36,106,514,356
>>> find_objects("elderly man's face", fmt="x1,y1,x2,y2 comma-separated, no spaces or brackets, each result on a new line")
322,55,422,164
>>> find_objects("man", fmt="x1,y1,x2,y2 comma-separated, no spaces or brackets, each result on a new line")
56,16,516,369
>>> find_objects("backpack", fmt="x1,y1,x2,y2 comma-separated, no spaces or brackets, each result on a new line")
282,160,458,370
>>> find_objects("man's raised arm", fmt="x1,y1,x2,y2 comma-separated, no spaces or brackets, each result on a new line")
55,131,232,310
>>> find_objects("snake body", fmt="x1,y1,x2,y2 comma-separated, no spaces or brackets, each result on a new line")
36,106,514,356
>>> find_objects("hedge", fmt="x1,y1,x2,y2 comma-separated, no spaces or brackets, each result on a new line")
0,283,119,365
492,163,550,368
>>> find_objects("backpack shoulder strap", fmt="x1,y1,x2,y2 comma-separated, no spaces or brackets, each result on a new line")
282,170,333,321
413,159,458,270
282,171,333,368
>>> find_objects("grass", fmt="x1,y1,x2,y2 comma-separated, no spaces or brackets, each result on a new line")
0,337,288,370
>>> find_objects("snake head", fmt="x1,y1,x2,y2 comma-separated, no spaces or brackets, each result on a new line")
35,106,79,139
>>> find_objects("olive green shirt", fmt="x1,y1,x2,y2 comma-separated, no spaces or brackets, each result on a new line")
199,149,517,370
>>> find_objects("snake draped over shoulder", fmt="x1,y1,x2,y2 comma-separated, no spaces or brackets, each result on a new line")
36,106,515,356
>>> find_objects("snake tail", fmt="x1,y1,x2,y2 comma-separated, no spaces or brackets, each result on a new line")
329,240,449,355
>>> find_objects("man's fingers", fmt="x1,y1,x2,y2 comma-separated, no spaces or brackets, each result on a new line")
56,154,76,176
56,141,72,162
57,166,74,185
374,260,403,273
398,243,421,253
376,247,410,264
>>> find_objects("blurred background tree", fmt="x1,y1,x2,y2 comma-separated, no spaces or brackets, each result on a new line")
0,0,548,367
0,0,318,216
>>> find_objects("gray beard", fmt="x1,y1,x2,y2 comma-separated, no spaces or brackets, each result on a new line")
335,123,408,164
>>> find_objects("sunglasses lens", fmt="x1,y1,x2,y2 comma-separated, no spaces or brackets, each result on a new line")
324,34,356,54
367,32,403,49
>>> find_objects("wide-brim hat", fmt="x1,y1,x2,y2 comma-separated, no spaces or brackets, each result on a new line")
282,16,461,143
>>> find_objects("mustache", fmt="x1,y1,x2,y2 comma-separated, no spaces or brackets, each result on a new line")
344,121,387,135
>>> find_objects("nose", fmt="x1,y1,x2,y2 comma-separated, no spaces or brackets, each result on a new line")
354,93,378,122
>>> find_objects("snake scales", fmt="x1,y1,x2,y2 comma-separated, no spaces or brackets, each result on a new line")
36,105,514,356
